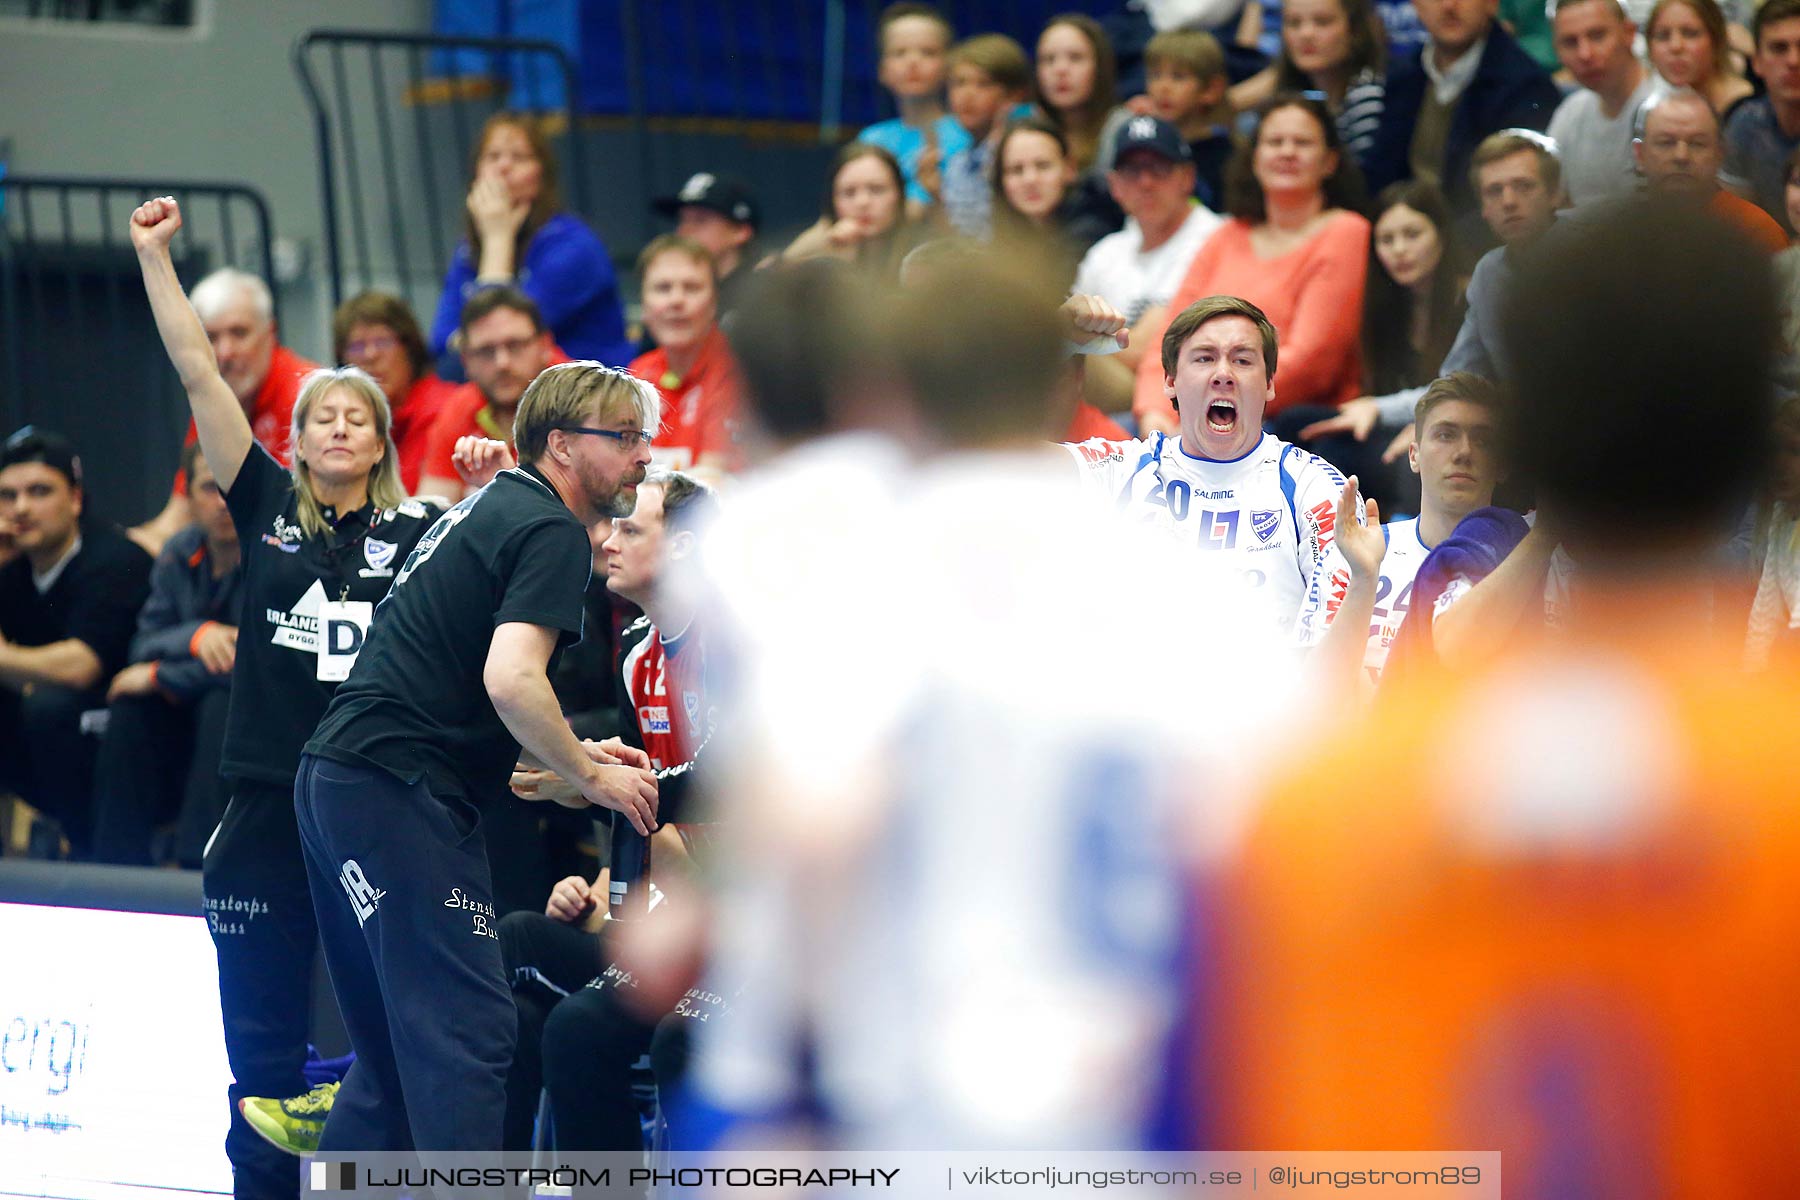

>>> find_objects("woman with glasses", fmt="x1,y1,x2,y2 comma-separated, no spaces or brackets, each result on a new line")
627,235,742,482
333,291,467,492
131,196,449,1192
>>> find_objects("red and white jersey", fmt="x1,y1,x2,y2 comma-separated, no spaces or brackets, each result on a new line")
1297,516,1433,687
618,615,713,771
1063,431,1361,637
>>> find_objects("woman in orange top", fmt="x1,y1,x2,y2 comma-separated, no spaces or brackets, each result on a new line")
628,236,741,480
1133,93,1369,434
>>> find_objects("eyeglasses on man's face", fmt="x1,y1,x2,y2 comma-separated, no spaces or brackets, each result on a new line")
558,427,657,450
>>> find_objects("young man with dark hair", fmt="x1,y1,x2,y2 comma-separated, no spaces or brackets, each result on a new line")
1723,0,1800,225
1065,294,1375,643
416,286,560,500
1297,372,1503,687
0,427,152,856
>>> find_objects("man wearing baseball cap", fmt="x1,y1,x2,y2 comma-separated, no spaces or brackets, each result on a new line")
0,426,152,856
1073,115,1223,414
653,172,760,322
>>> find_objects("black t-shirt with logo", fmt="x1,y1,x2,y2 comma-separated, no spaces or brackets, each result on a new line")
306,465,591,805
221,445,441,786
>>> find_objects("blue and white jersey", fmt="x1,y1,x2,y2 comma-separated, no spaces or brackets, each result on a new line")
1063,431,1361,637
1297,516,1433,687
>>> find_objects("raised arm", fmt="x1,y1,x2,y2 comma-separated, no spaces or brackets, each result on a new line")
129,197,254,491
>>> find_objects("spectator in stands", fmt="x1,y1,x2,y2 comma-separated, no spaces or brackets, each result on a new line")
651,172,760,322
628,236,743,480
857,3,971,209
990,116,1100,279
417,288,556,501
1038,14,1131,240
0,427,152,858
1723,0,1800,228
333,291,468,493
1547,0,1656,206
782,143,922,283
1634,89,1789,250
1745,396,1800,669
1230,0,1391,166
132,268,320,555
1647,0,1754,116
90,442,240,868
1135,94,1370,433
1298,179,1464,511
428,112,632,368
1362,0,1561,222
1074,115,1223,412
1037,13,1124,173
1142,29,1236,210
921,33,1034,238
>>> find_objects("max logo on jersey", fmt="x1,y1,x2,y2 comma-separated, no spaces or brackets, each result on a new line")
1251,509,1281,544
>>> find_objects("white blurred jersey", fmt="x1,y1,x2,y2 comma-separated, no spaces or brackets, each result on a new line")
1297,516,1434,687
1063,431,1359,637
694,448,1300,1149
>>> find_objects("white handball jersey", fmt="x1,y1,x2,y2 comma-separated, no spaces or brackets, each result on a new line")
1297,516,1434,687
1064,430,1360,637
693,451,1301,1149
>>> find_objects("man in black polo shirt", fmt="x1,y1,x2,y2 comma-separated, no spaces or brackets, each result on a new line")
297,362,661,1152
0,427,151,855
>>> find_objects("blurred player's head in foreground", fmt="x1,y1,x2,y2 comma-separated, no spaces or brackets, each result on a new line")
889,254,1070,448
1503,196,1776,566
725,260,891,455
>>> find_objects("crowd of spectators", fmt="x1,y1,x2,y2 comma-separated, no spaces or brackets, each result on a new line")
3,0,1800,1182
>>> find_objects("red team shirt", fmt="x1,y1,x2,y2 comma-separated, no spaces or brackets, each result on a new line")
629,328,742,473
619,615,710,771
176,343,318,492
388,374,472,493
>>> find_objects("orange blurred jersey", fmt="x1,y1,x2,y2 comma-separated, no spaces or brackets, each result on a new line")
1188,595,1800,1198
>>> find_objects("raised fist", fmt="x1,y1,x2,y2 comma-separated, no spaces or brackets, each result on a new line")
129,196,183,252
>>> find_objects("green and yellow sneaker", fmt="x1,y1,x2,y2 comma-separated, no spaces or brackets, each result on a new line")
238,1080,338,1158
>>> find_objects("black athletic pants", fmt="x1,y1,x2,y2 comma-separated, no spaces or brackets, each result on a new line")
497,911,612,1150
92,687,230,867
203,777,319,1200
294,753,515,1152
0,681,104,853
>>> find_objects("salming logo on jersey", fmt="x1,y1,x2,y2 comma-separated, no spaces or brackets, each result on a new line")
1064,431,1358,637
